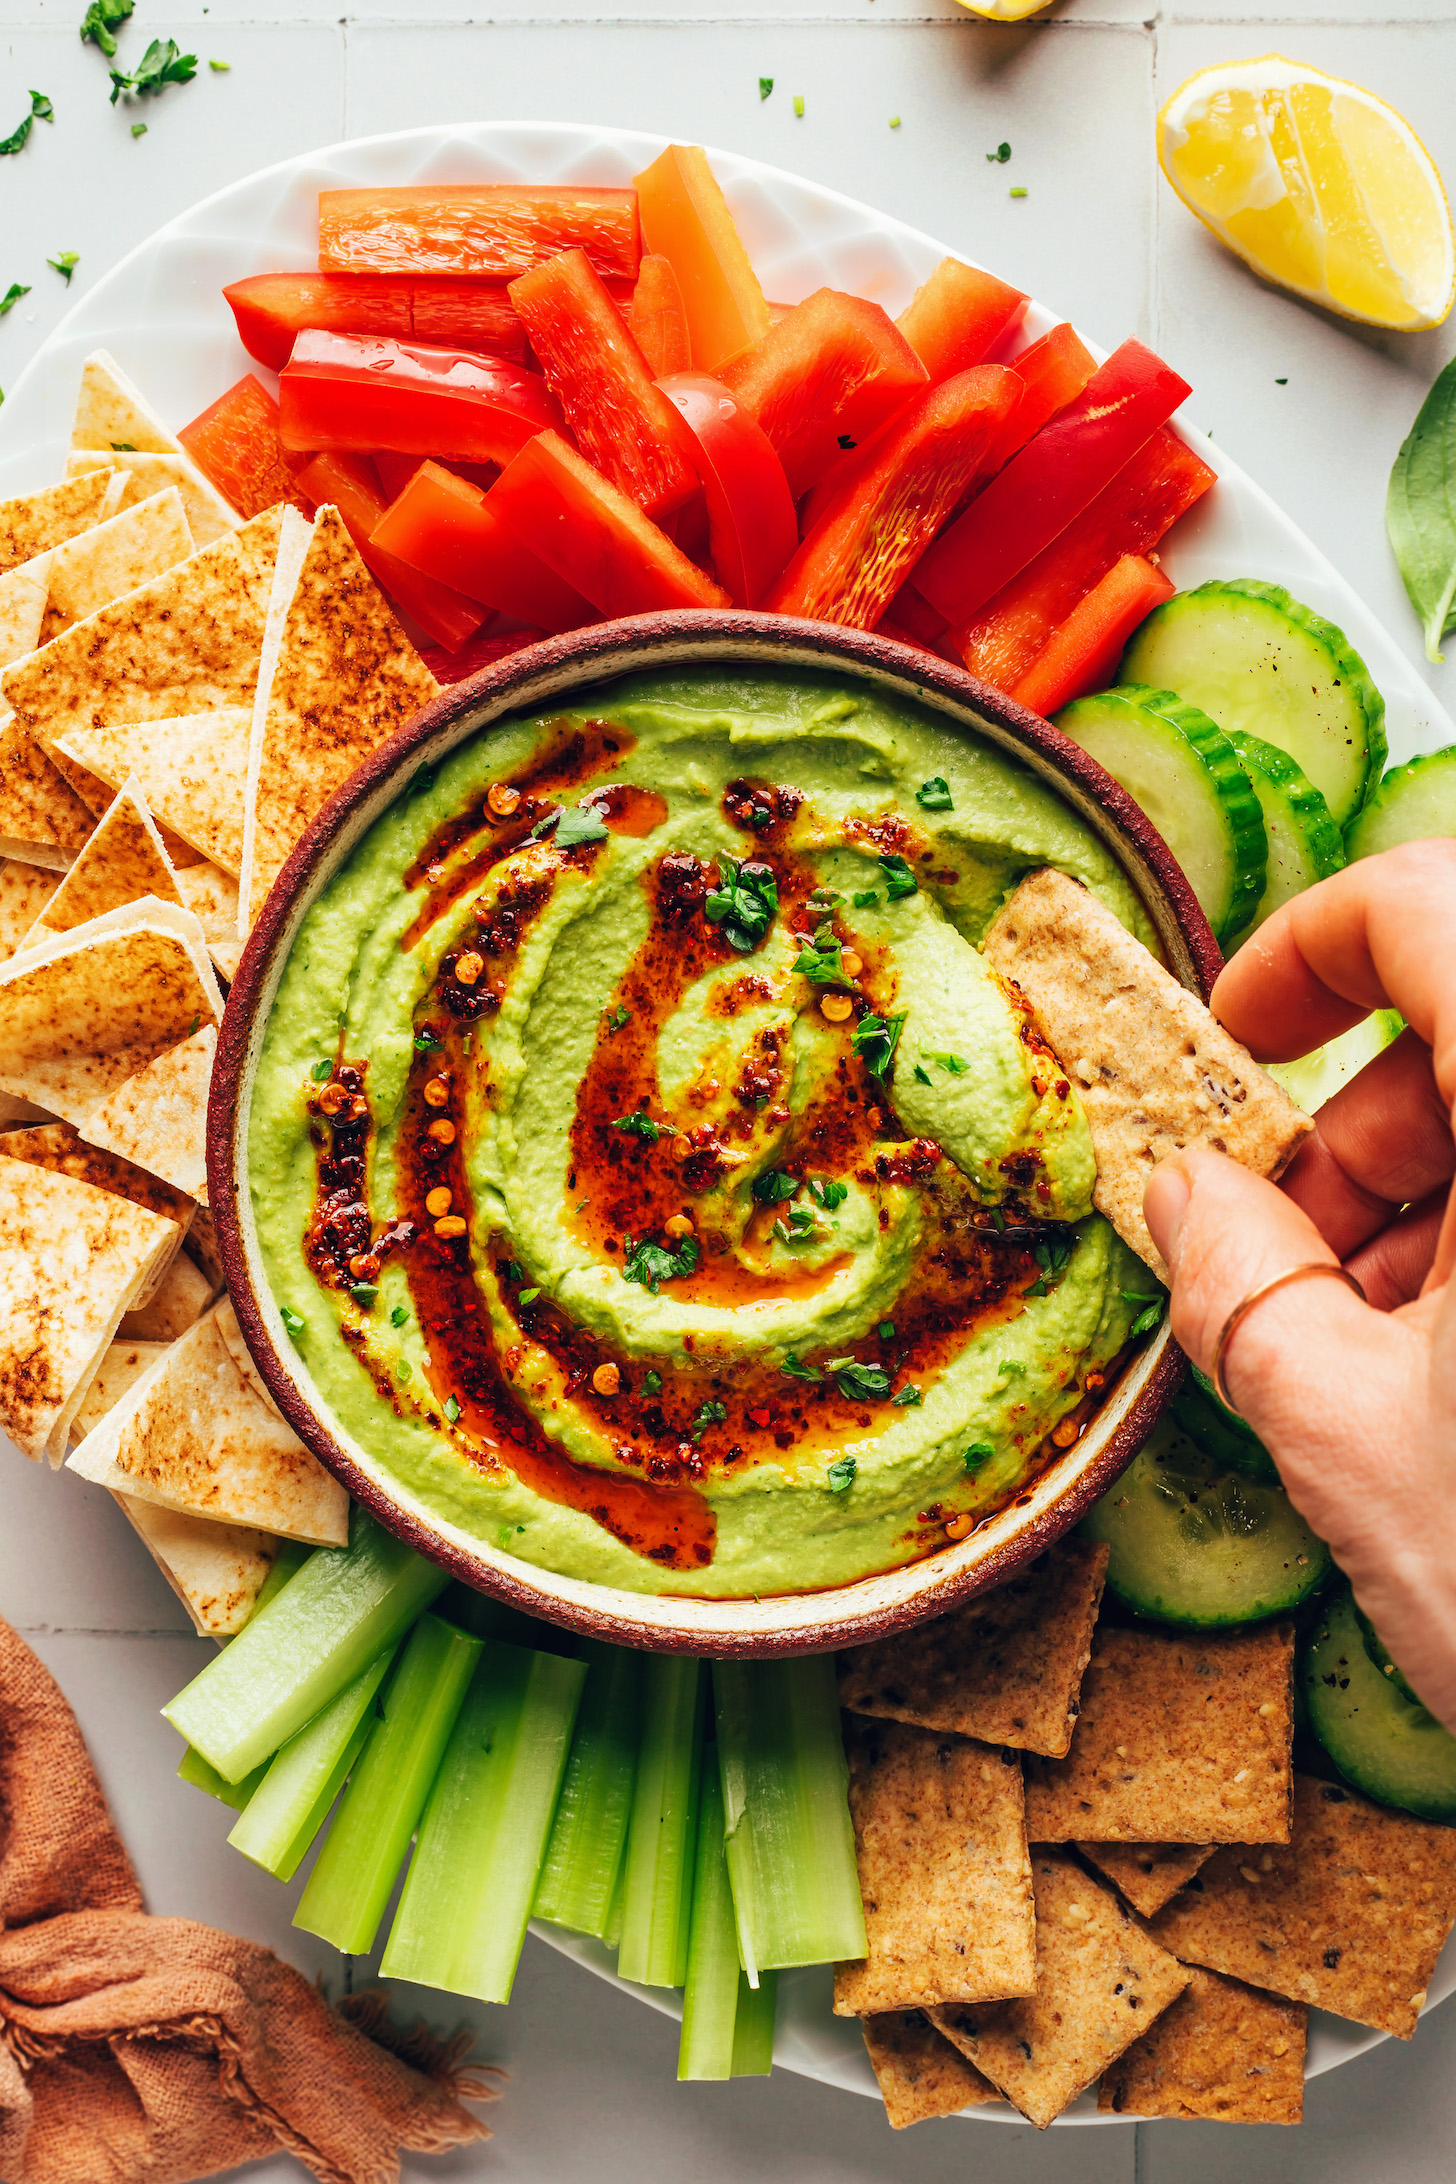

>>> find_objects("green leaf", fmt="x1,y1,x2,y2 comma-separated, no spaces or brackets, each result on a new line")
310,1057,333,1082
47,250,79,282
611,1109,667,1145
642,1369,663,1396
396,1359,412,1383
390,1304,410,1328
752,1169,799,1205
605,1002,630,1033
925,1049,968,1075
759,76,773,99
878,1321,896,1340
878,852,918,900
444,1394,461,1423
987,140,1011,162
1386,354,1456,663
852,889,879,908
780,1353,822,1382
0,89,53,156
130,122,146,137
892,1384,922,1408
209,57,231,71
964,1440,994,1470
1000,1358,1026,1378
109,36,197,102
80,0,133,56
280,1305,306,1340
830,1359,891,1402
691,1400,727,1443
704,857,777,954
519,1287,541,1305
1131,1301,1164,1337
850,1011,906,1078
1024,1278,1048,1297
913,1063,931,1085
792,940,845,984
826,1456,856,1493
349,1283,377,1308
555,802,610,847
915,776,953,811
413,1025,442,1051
621,1234,700,1295
503,1260,523,1285
0,285,30,317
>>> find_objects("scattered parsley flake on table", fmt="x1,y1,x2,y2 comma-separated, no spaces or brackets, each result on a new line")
793,94,805,117
987,141,1012,163
1010,186,1028,199
79,0,133,56
0,286,31,318
109,38,197,105
47,251,79,283
209,58,231,72
0,91,54,158
759,76,773,100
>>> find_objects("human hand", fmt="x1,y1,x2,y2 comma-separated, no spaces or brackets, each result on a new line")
1142,840,1456,1728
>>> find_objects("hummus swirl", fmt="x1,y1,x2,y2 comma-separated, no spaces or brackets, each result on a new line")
249,669,1152,1597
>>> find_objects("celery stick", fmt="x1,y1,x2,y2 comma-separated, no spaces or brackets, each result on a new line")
251,1537,312,1615
163,1510,446,1780
618,1655,704,1988
227,1647,394,1879
713,1656,866,1976
534,1640,642,1936
380,1640,585,2003
177,1745,266,1811
730,1969,778,2076
678,1757,742,2080
603,1863,625,1951
292,1613,481,1952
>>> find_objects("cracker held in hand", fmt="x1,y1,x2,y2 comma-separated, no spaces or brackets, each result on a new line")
1099,1965,1306,2124
0,468,125,571
12,781,183,951
83,1024,214,1199
1149,1773,1456,2037
239,506,438,932
931,1849,1190,2128
67,446,238,547
0,1158,179,1463
1023,1624,1294,1845
68,1304,349,1545
113,1492,281,1637
860,2010,998,2128
982,868,1311,1277
59,709,251,877
838,1538,1107,1758
0,1120,193,1304
1078,1841,1216,1919
833,1718,1035,2017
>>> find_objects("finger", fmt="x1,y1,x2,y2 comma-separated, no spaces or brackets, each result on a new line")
1278,1028,1456,1257
1345,1188,1448,1310
1211,841,1456,1099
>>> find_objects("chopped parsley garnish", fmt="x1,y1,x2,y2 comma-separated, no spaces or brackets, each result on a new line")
704,856,777,953
987,140,1012,163
1038,1237,1076,1277
915,775,953,811
310,1057,333,1082
279,1305,306,1340
556,802,610,846
621,1234,700,1294
109,37,196,102
349,1282,377,1308
1129,1299,1165,1337
413,1025,442,1051
519,1286,541,1305
792,939,844,984
827,1455,857,1493
829,1358,892,1402
809,886,843,906
611,1109,670,1145
752,1169,799,1204
853,889,879,908
503,1260,523,1284
408,762,437,798
209,57,231,72
691,1400,727,1443
878,852,918,900
642,1369,663,1396
888,115,901,129
80,0,133,56
892,1384,923,1407
925,1049,968,1075
47,251,79,283
1023,1278,1048,1298
780,1205,818,1241
964,1440,994,1469
850,1011,905,1078
396,1359,412,1384
1000,1358,1026,1378
913,1063,931,1085
0,284,30,317
444,1394,461,1424
0,90,53,158
806,1177,848,1211
390,1304,410,1328
759,75,773,99
793,93,805,116
605,1002,630,1033
780,1353,822,1382
1122,1288,1161,1303
1009,186,1028,199
131,123,146,137
878,1321,896,1340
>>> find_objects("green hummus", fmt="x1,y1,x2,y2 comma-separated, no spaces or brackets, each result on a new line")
249,667,1152,1597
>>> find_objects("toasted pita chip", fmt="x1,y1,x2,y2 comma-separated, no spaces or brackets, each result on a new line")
0,718,95,869
0,470,125,572
1149,1773,1456,2038
215,1293,284,1421
68,1306,349,1545
0,1159,178,1463
1,505,281,773
40,489,194,640
240,506,437,932
931,1850,1191,2129
0,1120,192,1303
67,448,238,548
174,859,240,944
834,1719,1035,2018
71,349,188,458
118,1246,216,1340
83,1025,213,1198
1077,1842,1217,1920
1023,1625,1294,1845
0,860,59,964
69,1336,169,1441
113,1492,280,1637
183,1201,224,1290
1098,1965,1306,2123
58,708,250,877
839,1539,1108,1758
861,2011,998,2128
14,780,183,950
0,556,50,668
982,869,1312,1277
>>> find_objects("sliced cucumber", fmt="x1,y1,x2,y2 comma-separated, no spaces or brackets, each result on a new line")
1302,1579,1456,1822
1226,730,1345,943
1080,1411,1330,1628
1120,580,1387,830
1267,1008,1403,1113
1345,744,1456,859
1054,684,1267,942
1172,1372,1279,1486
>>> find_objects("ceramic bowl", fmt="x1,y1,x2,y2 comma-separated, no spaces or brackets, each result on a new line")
209,610,1218,1655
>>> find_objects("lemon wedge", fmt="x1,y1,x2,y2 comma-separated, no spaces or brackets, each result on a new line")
1158,54,1454,330
956,0,1055,19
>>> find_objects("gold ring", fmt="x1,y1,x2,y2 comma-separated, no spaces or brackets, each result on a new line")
1212,1262,1366,1416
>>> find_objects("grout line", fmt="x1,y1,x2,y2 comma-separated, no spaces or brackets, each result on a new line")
16,1624,203,1638
1148,13,1162,356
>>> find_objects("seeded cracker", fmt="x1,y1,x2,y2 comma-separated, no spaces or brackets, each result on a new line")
1099,1965,1306,2123
982,867,1311,1278
833,1718,1035,2016
931,1849,1190,2127
860,2010,998,2127
1023,1623,1294,1843
1078,1842,1217,1918
838,1538,1108,1756
1149,1773,1456,2037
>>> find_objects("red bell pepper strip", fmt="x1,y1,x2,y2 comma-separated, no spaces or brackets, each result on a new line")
913,339,1193,627
1012,556,1176,716
988,322,1097,466
508,249,700,519
956,427,1216,690
317,185,641,282
634,146,771,372
896,257,1029,383
222,272,531,373
178,373,312,521
371,459,595,634
764,365,1020,630
658,373,797,607
279,330,564,466
720,290,928,499
488,431,730,617
293,451,488,652
420,625,547,688
629,254,691,378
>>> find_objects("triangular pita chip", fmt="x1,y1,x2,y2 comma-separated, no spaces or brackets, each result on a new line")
240,505,437,931
0,1119,193,1302
0,470,126,572
40,487,194,639
68,1305,350,1544
1,503,281,766
113,1491,281,1636
0,557,50,669
56,709,250,876
118,1247,216,1340
215,1293,285,1422
208,938,244,982
0,860,59,965
174,859,239,939
0,1157,178,1463
13,780,183,951
83,1024,214,1198
0,718,95,869
70,1336,169,1441
67,448,239,548
183,1201,223,1290
71,349,188,458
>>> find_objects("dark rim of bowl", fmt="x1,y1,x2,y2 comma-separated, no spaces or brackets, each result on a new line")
209,609,1217,1655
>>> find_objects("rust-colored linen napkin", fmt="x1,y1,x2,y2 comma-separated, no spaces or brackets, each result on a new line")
0,1616,496,2184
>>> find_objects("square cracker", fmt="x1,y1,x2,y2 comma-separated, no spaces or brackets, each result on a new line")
1078,1842,1216,1919
838,1538,1108,1757
1023,1623,1294,1845
1099,1965,1306,2123
833,1718,1035,2017
1149,1773,1456,2038
931,1848,1190,2128
982,868,1311,1277
861,2011,998,2127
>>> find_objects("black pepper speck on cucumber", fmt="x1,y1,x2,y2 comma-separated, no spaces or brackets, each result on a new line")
1303,1579,1456,1823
